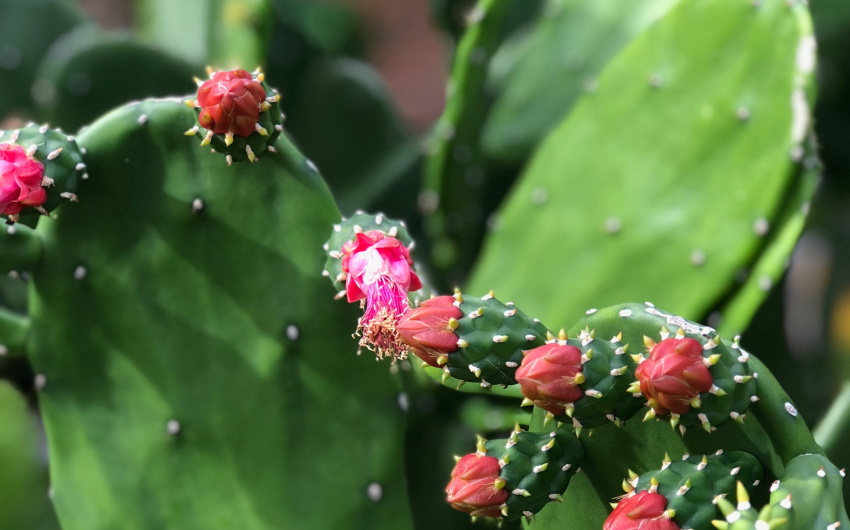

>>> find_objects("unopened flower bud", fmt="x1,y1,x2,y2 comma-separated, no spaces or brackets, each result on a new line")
604,490,680,530
515,343,585,415
635,338,713,416
397,296,461,367
446,454,508,519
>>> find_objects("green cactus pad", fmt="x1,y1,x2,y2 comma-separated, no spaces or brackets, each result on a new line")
25,99,413,529
187,69,284,164
569,303,758,432
443,291,549,386
483,427,584,520
631,451,763,530
481,0,678,164
0,124,86,223
322,211,415,296
468,0,818,337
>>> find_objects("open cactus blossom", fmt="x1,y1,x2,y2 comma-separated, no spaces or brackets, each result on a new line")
446,453,508,518
341,230,422,360
515,343,585,415
635,337,713,416
604,491,680,530
397,295,461,367
0,143,47,219
196,69,267,137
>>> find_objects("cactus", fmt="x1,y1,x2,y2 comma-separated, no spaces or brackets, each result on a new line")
399,291,550,387
448,425,584,521
713,454,850,529
0,98,413,529
481,0,678,165
1,0,848,528
622,451,763,530
467,0,818,334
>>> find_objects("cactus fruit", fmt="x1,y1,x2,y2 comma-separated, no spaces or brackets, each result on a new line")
186,68,283,164
0,125,86,224
603,490,679,530
517,330,643,429
624,451,763,530
408,290,550,386
449,425,584,521
323,212,422,359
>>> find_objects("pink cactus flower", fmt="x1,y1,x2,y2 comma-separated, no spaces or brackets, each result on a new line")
446,453,508,519
635,337,713,416
603,491,680,530
0,143,47,218
341,230,422,360
397,296,462,367
197,69,267,137
515,343,585,415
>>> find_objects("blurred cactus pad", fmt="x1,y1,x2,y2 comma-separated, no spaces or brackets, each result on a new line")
1,0,850,529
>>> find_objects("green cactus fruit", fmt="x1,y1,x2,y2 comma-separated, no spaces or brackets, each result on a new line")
0,124,86,224
626,451,763,530
322,211,416,297
437,290,549,387
480,426,584,520
185,68,283,165
516,329,643,430
571,303,758,433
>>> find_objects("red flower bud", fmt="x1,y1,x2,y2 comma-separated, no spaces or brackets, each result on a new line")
603,491,680,530
446,454,508,519
515,343,585,415
397,296,461,367
0,144,46,216
197,69,268,137
635,338,713,416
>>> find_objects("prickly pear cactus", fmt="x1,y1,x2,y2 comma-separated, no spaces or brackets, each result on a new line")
627,451,763,530
448,426,584,521
0,99,412,529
